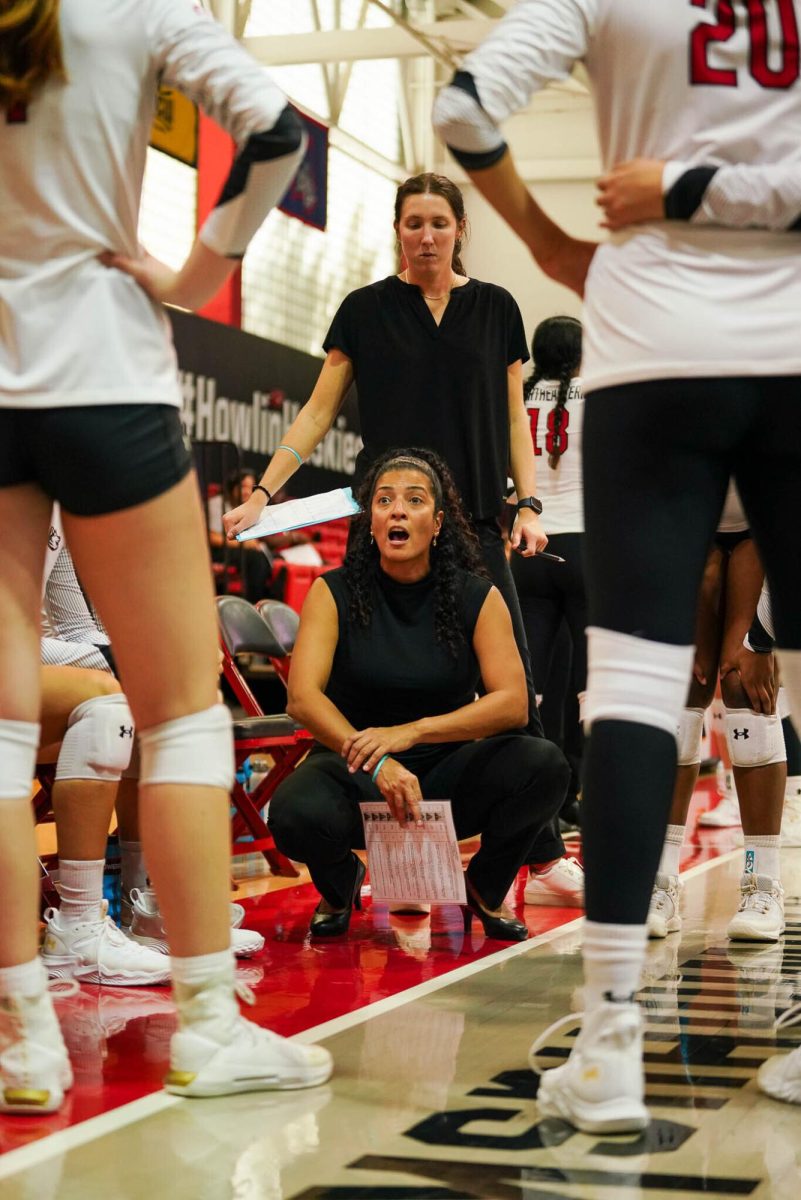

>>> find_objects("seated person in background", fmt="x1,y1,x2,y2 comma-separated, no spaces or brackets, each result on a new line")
209,468,312,600
268,448,569,941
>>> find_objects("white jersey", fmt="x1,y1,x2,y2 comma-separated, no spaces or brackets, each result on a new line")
717,480,748,535
525,377,584,534
437,0,801,391
0,0,296,408
42,506,111,673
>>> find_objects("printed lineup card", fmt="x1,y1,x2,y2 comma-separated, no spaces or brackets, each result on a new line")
360,801,467,906
237,487,360,540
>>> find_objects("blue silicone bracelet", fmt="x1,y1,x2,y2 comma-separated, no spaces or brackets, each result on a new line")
277,443,303,466
371,754,389,783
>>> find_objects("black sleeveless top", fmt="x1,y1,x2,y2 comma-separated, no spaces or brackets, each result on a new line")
322,565,492,773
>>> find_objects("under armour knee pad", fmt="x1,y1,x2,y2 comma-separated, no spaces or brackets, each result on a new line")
0,719,40,801
55,693,135,782
138,703,234,789
584,627,694,736
121,740,140,780
724,709,786,767
677,707,704,766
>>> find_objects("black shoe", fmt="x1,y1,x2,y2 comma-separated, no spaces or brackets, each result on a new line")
462,880,528,942
309,856,366,939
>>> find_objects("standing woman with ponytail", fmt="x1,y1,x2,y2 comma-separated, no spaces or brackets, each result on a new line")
510,317,587,907
0,0,331,1114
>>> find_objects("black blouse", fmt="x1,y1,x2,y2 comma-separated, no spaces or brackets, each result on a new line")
322,565,492,772
323,276,528,520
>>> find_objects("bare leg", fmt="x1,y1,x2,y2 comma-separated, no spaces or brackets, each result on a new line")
0,484,53,967
62,474,230,957
114,777,140,843
720,540,784,835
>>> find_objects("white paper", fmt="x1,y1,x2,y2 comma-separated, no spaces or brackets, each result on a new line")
236,487,360,540
278,542,324,566
360,801,467,906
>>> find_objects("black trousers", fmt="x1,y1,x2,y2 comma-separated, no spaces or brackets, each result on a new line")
581,377,801,924
473,517,566,863
268,734,569,912
512,531,587,802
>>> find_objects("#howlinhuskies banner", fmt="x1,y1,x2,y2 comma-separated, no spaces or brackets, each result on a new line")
168,309,360,497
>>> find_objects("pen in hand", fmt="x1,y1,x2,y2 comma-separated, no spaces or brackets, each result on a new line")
534,550,566,564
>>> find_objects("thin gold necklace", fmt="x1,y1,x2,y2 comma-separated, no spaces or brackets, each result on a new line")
403,268,453,302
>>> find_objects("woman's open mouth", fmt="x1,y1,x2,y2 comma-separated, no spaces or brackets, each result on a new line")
388,528,410,543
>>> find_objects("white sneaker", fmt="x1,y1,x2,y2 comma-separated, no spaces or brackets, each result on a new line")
726,874,785,942
42,902,171,986
531,1002,648,1133
698,791,741,828
781,793,801,848
0,986,73,1115
524,857,584,907
129,889,265,959
165,978,332,1098
758,999,801,1104
647,873,683,939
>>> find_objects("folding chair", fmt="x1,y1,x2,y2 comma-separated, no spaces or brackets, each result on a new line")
217,596,311,877
255,598,300,689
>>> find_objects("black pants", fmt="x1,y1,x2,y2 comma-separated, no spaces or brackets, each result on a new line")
473,517,566,863
512,531,586,801
581,377,801,924
268,735,570,912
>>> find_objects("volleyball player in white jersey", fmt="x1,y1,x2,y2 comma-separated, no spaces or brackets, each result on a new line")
511,317,586,907
434,0,801,1129
0,0,331,1113
649,482,787,944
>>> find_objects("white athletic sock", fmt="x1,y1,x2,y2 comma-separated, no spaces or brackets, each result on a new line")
786,776,801,799
583,920,647,1010
0,956,47,997
171,948,238,1041
743,835,781,882
658,825,685,878
119,840,148,897
57,859,105,924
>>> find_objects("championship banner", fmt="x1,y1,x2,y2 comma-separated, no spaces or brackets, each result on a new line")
150,86,198,168
279,110,328,232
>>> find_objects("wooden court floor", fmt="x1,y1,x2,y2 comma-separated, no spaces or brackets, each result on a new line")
2,813,801,1198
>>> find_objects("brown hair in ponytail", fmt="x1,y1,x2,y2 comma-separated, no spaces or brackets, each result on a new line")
394,172,468,275
0,0,65,110
525,315,582,470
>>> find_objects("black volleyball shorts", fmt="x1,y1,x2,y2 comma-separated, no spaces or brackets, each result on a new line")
0,403,192,516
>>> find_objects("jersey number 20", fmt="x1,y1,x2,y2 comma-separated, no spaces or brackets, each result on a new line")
690,0,800,89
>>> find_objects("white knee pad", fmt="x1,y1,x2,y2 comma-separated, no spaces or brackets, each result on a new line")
584,627,694,737
121,740,140,781
55,693,135,783
138,703,234,789
724,709,786,767
0,719,40,801
677,707,704,766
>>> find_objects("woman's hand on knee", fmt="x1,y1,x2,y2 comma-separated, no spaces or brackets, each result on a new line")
376,758,423,825
341,724,419,774
721,649,777,714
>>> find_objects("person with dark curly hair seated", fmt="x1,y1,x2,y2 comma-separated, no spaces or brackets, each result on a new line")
268,448,570,942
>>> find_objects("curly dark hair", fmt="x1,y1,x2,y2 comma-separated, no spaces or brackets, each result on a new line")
343,448,486,658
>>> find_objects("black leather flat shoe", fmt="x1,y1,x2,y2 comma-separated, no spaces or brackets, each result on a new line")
462,883,528,942
309,855,366,938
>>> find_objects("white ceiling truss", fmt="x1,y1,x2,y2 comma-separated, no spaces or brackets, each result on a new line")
204,1,596,184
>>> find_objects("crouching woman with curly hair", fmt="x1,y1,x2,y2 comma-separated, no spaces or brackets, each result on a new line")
268,449,569,941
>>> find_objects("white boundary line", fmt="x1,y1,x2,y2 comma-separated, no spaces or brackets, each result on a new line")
0,848,740,1181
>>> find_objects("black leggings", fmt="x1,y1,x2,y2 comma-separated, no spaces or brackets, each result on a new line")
268,735,569,912
581,377,801,924
512,532,586,799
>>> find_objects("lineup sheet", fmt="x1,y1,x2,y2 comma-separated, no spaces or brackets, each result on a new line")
360,801,467,906
236,487,360,540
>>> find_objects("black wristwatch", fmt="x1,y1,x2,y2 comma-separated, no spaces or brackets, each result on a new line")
516,496,543,515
